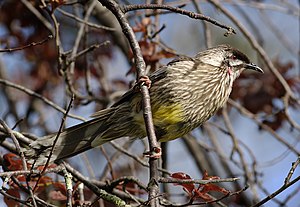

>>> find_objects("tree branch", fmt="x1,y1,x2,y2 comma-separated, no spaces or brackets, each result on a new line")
98,0,160,206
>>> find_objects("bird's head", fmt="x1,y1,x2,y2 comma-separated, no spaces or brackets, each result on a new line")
224,45,263,79
197,44,263,81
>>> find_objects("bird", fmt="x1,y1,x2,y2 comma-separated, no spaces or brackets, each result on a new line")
25,44,263,165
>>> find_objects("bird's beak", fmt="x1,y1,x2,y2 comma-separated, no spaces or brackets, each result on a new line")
245,63,264,73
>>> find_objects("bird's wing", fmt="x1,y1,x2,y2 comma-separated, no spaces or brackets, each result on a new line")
103,66,169,108
92,56,194,117
167,55,194,66
148,65,168,82
89,107,116,119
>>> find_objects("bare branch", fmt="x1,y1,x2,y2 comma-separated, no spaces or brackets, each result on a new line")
0,35,53,53
251,176,300,207
122,3,235,36
98,1,160,206
0,79,86,121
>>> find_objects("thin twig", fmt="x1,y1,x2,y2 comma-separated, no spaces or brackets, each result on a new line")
232,0,299,16
68,41,110,64
251,176,300,207
64,162,133,207
259,10,297,55
110,141,170,174
0,165,65,178
161,185,248,207
32,94,74,192
222,108,253,185
69,0,98,74
107,176,148,192
228,99,300,155
0,189,32,206
99,140,136,180
0,78,85,121
122,4,235,36
57,8,116,31
283,94,300,131
62,167,73,207
158,176,240,185
21,0,54,34
100,146,115,179
0,121,27,170
42,95,74,171
284,156,300,185
0,35,53,52
0,121,38,206
191,1,212,48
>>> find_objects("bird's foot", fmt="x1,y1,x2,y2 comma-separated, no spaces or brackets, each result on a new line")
143,146,161,159
138,75,151,89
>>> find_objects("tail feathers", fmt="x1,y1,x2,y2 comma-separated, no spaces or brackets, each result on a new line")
25,108,116,166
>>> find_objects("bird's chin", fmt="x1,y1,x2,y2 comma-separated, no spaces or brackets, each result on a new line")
233,70,243,80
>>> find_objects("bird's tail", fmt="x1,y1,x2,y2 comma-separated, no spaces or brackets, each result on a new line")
24,108,120,166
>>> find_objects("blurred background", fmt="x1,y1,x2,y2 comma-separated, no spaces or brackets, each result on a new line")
0,0,299,206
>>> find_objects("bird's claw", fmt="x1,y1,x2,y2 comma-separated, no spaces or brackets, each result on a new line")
143,147,161,159
138,75,151,89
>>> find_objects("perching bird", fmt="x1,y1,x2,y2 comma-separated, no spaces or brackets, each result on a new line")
25,44,263,165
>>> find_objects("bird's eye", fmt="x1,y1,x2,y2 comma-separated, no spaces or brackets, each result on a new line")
231,55,237,60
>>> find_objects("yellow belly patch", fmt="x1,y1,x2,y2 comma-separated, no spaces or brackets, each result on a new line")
153,104,185,141
152,104,183,125
133,103,185,141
